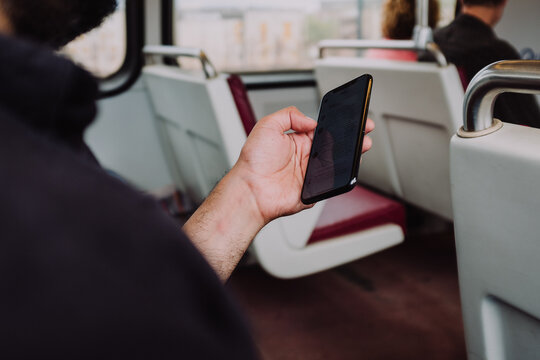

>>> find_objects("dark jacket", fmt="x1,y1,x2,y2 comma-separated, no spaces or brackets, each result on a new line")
433,14,540,128
0,34,256,359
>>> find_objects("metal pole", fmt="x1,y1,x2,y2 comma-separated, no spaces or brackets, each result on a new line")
356,0,364,39
419,0,429,28
413,0,433,47
461,60,540,135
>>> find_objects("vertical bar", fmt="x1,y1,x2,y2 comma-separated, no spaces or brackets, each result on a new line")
420,0,429,28
356,0,364,39
415,0,423,29
161,0,175,45
161,0,178,65
413,0,433,47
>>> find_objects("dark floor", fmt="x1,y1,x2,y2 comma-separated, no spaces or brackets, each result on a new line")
227,214,467,360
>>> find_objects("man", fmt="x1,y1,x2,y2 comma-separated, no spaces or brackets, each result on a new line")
432,0,540,128
0,0,374,358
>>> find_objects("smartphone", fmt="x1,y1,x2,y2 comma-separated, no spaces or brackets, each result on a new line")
301,74,373,205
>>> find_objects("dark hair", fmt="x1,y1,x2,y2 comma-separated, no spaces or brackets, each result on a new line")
0,0,117,48
382,0,440,40
462,0,505,6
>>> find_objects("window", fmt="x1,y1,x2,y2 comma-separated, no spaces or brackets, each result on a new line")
174,0,363,72
173,0,458,73
62,0,127,78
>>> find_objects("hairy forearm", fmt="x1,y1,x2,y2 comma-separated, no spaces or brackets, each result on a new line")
182,166,265,281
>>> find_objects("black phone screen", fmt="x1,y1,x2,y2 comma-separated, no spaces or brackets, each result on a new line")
301,74,372,204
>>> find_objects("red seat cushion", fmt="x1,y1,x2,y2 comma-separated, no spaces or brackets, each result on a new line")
308,186,406,244
227,74,257,136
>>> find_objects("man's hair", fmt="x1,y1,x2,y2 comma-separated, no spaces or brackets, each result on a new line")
382,0,440,40
462,0,505,6
0,0,117,48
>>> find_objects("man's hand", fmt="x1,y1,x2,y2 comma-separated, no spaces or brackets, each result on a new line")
183,106,374,280
233,106,374,225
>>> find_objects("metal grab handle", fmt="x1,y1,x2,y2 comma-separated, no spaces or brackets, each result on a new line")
143,45,218,79
462,60,540,134
317,39,448,66
319,39,415,56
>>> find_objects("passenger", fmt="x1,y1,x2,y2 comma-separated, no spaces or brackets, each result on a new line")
366,0,440,62
431,0,540,127
0,0,374,358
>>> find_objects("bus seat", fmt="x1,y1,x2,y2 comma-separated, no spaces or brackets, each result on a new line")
308,185,406,244
143,66,245,202
143,64,404,278
452,123,540,360
315,58,464,220
451,60,540,360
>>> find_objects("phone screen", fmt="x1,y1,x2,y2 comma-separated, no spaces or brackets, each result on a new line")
301,74,372,204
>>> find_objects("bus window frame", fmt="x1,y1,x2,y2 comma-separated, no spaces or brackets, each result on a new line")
161,0,175,46
161,0,180,66
99,0,145,98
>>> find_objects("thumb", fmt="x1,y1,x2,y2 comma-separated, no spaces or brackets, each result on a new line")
263,106,317,134
289,107,318,133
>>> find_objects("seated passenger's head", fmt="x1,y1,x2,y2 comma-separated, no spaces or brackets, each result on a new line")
461,0,508,26
381,0,440,40
0,0,117,48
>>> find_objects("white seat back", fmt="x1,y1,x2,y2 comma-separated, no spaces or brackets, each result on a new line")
144,66,245,203
451,60,540,359
142,65,323,265
316,58,463,219
452,123,540,360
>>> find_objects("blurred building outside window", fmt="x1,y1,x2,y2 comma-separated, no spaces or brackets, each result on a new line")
59,0,457,76
174,0,457,73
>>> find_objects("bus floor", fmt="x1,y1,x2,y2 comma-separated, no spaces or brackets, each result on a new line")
228,207,467,360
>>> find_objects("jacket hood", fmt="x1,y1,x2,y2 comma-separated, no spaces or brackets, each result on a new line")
0,34,98,142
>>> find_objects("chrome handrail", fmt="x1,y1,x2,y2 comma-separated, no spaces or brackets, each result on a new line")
461,60,540,136
317,39,447,67
319,39,415,55
143,45,218,79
